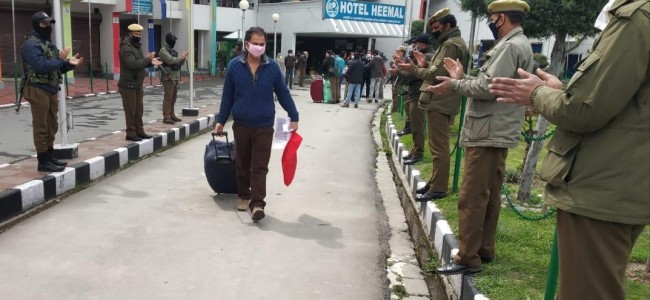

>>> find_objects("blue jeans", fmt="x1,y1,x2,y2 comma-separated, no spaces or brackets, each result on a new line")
345,83,362,105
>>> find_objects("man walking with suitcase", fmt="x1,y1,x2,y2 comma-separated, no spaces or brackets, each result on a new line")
214,26,299,222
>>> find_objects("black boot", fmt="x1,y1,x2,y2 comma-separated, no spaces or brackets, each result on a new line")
397,121,412,136
47,148,67,166
37,152,65,172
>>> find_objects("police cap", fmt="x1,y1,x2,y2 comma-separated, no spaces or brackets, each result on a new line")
428,8,450,26
488,0,530,14
128,23,144,32
411,34,433,45
32,11,55,24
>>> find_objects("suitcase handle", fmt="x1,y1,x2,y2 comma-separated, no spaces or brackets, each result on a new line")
211,131,232,161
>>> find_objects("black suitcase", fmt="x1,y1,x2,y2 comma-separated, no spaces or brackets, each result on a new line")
204,132,238,194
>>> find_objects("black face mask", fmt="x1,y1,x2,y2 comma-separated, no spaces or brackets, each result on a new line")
34,25,52,40
131,36,141,44
166,35,177,48
432,31,442,40
489,16,502,39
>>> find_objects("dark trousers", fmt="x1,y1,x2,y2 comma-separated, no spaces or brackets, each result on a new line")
285,67,294,89
426,111,452,193
119,87,145,136
454,147,508,267
162,80,179,119
557,210,644,300
298,68,306,86
408,95,426,158
232,122,274,210
25,86,58,153
361,76,371,98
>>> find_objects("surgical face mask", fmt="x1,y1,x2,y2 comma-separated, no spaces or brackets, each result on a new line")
594,0,616,31
247,43,265,57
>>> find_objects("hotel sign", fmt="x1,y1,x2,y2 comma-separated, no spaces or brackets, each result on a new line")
323,0,405,25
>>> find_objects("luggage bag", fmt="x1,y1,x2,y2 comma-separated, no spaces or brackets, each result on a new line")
204,132,238,194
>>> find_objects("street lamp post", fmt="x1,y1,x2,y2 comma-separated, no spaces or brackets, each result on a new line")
239,0,249,42
272,13,279,58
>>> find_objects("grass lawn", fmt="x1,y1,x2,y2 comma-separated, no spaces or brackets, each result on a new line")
385,108,649,299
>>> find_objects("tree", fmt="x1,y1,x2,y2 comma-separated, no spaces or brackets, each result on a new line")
457,0,607,202
411,19,427,36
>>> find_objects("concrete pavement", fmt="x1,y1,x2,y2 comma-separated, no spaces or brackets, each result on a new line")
0,84,434,299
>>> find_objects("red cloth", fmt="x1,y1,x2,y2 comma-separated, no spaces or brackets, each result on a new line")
281,132,303,186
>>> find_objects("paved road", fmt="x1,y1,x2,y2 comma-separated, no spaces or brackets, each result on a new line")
0,88,392,299
0,79,223,165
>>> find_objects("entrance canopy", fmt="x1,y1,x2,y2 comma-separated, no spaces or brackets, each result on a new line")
329,19,406,37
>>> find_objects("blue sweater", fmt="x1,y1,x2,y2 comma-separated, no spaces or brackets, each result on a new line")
217,52,299,128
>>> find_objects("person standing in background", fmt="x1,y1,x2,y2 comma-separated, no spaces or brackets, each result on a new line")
298,50,308,87
159,32,189,124
22,11,83,172
284,49,296,89
118,23,162,141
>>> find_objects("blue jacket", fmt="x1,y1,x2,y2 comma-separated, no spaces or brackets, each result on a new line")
21,30,74,94
217,52,299,128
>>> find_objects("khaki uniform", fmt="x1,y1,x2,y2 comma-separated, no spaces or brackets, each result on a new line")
450,27,534,267
531,1,649,298
118,35,152,137
399,45,435,158
159,42,186,120
412,27,468,193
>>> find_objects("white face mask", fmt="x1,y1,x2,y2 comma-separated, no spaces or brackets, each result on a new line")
594,0,616,31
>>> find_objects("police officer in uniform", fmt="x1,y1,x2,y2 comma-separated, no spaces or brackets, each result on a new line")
158,32,188,124
389,46,407,110
428,0,535,275
21,11,83,172
118,23,162,141
402,8,468,201
396,34,435,165
488,0,649,298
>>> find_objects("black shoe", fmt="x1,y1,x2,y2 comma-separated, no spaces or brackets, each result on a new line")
354,104,358,108
47,149,67,166
163,119,176,124
436,262,482,275
397,128,412,136
137,133,153,139
37,160,65,172
416,184,430,194
402,153,413,160
404,157,422,165
480,256,495,264
374,99,378,103
416,191,447,202
170,116,182,122
126,135,142,142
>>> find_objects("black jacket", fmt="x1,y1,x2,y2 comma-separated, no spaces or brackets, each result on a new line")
320,56,335,77
344,59,365,84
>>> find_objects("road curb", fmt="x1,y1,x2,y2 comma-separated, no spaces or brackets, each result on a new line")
0,114,217,225
383,106,485,300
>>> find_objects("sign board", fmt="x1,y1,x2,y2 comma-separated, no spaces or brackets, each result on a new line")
131,0,153,16
323,0,405,25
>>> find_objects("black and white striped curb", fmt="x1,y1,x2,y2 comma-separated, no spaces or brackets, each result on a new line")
385,108,486,300
0,114,217,224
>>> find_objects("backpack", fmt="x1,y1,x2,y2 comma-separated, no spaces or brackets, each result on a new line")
334,56,345,76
